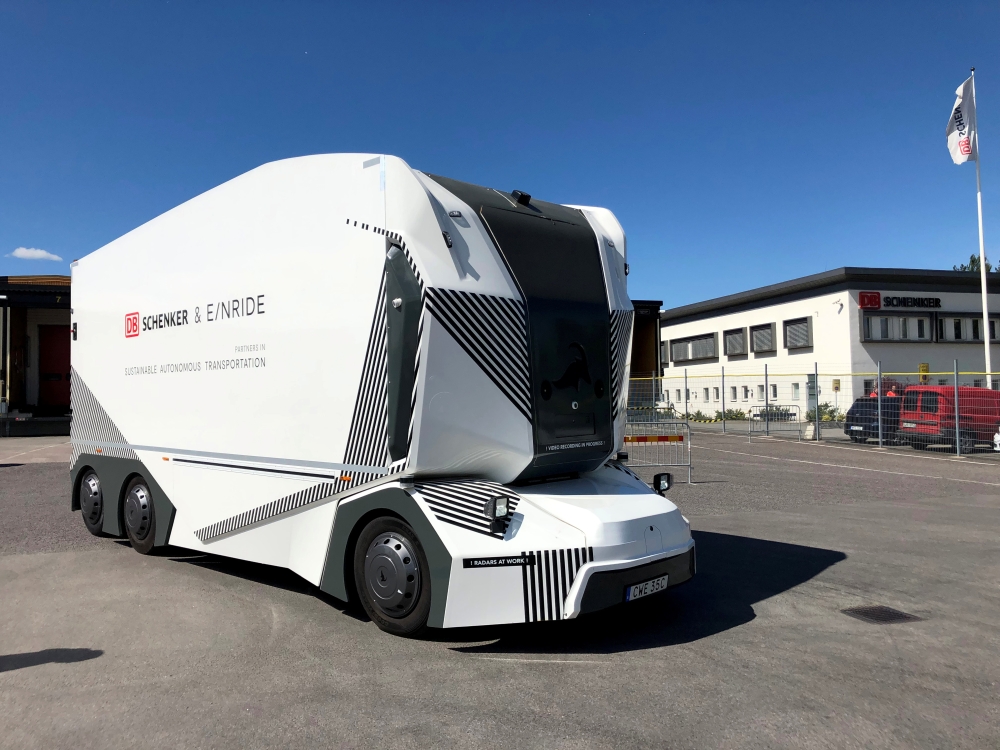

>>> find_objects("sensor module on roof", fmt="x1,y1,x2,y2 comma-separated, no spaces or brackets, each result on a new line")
511,190,531,206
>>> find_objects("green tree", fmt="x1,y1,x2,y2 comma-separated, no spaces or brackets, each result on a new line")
953,254,994,273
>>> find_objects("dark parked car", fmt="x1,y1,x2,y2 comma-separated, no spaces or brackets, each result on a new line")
843,396,902,443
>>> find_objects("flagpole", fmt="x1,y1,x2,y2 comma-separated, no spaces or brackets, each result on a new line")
972,68,992,388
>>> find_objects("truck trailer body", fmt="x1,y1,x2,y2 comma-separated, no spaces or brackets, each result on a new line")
69,154,694,634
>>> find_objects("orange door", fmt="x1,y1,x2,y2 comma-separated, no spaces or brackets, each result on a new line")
38,325,71,408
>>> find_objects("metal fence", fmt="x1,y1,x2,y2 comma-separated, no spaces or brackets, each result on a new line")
623,419,692,483
632,359,1000,459
748,404,801,441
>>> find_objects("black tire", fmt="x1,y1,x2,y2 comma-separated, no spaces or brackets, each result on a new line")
957,430,977,453
911,440,928,451
123,476,156,555
78,470,105,536
353,517,431,636
849,435,863,443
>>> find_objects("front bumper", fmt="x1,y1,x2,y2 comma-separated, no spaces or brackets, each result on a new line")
549,542,695,620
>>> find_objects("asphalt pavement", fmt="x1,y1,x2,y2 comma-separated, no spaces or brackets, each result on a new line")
1,434,998,749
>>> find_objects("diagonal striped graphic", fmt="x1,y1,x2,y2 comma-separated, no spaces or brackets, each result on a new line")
69,368,139,469
194,481,337,542
410,479,521,538
424,287,532,422
521,546,593,622
334,273,390,493
609,309,634,422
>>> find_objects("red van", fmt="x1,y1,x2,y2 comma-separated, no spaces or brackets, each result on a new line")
897,385,1000,451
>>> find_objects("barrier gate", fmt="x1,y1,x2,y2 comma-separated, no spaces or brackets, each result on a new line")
748,404,802,441
623,419,692,484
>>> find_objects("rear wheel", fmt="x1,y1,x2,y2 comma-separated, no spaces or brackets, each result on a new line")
956,430,977,453
123,476,156,555
78,471,104,536
353,517,431,636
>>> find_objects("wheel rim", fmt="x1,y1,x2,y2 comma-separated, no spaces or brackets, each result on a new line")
80,473,103,524
124,484,152,540
364,532,420,618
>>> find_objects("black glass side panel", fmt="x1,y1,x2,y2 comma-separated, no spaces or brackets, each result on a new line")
385,245,422,462
479,207,611,478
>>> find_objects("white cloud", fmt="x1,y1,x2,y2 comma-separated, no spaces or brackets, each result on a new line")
7,247,63,261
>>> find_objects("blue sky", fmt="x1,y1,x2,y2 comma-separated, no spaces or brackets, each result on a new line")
2,1,998,308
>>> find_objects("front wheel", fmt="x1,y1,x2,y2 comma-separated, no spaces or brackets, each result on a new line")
911,440,928,451
123,476,156,555
353,517,431,636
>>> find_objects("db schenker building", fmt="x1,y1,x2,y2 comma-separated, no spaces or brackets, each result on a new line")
658,267,1000,410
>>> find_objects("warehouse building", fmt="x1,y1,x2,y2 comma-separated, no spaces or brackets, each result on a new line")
659,267,1000,414
0,275,72,436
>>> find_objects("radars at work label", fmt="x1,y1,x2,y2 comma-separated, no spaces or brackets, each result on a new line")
463,555,535,568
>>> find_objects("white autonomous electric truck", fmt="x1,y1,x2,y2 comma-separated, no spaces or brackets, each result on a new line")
70,154,695,635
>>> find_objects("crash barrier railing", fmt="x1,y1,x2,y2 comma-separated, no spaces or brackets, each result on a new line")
748,404,801,442
634,359,1000,457
623,419,692,484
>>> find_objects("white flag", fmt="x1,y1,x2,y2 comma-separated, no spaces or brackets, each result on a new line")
947,76,978,164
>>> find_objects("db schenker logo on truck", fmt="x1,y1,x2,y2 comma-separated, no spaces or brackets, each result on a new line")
125,312,140,338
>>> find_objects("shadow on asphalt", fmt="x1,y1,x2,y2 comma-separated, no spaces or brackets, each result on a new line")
0,648,103,673
0,464,25,469
164,548,369,622
445,530,846,654
158,532,845,652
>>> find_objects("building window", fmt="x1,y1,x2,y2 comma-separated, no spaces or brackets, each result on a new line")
938,318,945,340
783,317,812,349
671,333,717,362
864,316,872,340
724,328,747,355
863,379,874,394
731,386,738,401
750,323,776,353
703,388,710,401
713,387,720,401
771,384,778,399
918,319,926,339
879,317,890,339
974,378,984,388
792,383,800,399
938,379,948,386
900,318,908,339
954,319,963,340
757,384,765,400
973,319,982,340
675,389,681,402
685,389,690,401
742,386,750,401
992,320,997,340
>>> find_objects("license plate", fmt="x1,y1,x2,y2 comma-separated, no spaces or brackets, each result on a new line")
850,425,863,431
902,422,916,428
625,574,669,602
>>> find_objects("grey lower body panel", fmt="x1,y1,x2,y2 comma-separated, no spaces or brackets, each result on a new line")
70,453,176,546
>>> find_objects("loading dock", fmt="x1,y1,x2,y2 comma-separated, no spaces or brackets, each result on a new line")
0,275,72,436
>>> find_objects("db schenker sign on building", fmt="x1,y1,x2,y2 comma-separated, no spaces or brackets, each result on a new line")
858,292,942,311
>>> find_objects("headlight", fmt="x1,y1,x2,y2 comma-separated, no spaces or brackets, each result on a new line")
483,496,514,533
